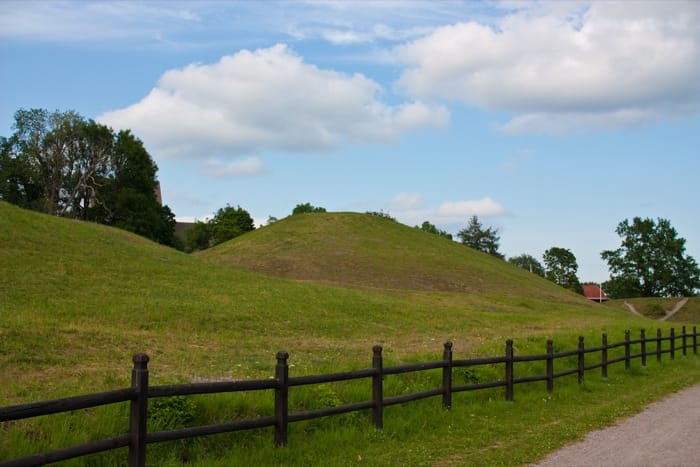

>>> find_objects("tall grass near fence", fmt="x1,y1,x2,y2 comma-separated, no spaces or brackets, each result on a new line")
2,327,698,466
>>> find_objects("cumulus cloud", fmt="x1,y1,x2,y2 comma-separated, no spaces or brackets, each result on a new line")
396,1,700,132
388,193,505,226
99,44,448,161
436,198,505,220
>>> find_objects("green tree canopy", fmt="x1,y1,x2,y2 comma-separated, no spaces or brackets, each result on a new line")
212,205,255,245
1,108,177,247
508,254,545,277
417,220,453,240
457,215,503,258
601,217,699,298
184,204,255,252
292,202,326,215
543,247,582,293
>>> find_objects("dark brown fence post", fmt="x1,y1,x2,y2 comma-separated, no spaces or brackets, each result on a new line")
546,340,554,393
682,326,687,357
505,340,514,401
656,328,662,362
693,326,698,355
274,351,289,447
601,333,608,379
129,353,149,467
442,342,453,409
372,345,384,429
577,336,585,384
624,330,631,370
640,329,647,367
670,328,675,360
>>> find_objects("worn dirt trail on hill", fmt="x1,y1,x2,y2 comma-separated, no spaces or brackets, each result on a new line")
530,383,700,467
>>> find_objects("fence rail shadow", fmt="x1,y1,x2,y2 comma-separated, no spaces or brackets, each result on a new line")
1,326,698,467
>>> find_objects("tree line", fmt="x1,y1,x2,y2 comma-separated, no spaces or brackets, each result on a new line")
448,215,698,299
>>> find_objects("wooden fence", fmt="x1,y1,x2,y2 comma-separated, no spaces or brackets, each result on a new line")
1,326,698,467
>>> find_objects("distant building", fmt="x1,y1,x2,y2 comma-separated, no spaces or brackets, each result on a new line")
583,284,609,302
154,182,162,205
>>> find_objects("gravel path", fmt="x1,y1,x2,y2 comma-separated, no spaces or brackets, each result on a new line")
530,383,700,467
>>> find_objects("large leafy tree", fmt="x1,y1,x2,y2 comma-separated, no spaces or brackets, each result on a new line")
543,247,582,293
184,204,255,251
212,205,255,245
1,108,177,246
508,253,545,277
0,136,43,209
98,130,177,247
601,217,699,298
457,215,503,258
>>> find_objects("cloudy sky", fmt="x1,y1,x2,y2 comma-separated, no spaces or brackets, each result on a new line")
2,1,699,283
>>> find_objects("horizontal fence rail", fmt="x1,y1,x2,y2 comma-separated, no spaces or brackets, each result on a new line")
1,326,697,467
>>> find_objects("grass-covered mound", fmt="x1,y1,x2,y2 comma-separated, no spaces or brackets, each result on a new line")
198,212,584,300
0,201,654,402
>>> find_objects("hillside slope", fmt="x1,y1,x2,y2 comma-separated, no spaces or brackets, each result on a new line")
198,212,585,303
1,202,643,405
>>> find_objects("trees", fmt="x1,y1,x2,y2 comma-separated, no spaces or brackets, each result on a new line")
417,220,453,240
0,136,43,210
601,217,699,298
0,108,177,246
508,254,545,277
457,215,503,258
98,130,177,246
292,202,326,215
211,205,255,245
543,247,582,293
184,204,255,251
367,210,396,221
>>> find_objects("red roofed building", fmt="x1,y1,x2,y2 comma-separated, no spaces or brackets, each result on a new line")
583,284,609,302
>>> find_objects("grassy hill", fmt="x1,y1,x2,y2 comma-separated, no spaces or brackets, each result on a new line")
198,212,581,299
1,203,633,401
2,201,698,465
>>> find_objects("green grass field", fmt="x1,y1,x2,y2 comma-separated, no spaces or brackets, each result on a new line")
1,201,698,465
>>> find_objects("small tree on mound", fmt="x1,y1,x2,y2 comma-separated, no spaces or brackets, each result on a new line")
292,202,326,215
457,215,503,258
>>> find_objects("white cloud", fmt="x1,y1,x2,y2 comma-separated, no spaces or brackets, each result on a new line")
99,44,448,160
201,157,265,178
396,1,700,132
388,194,505,226
435,198,505,220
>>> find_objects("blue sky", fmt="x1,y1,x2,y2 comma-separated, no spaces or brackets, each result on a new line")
1,1,699,283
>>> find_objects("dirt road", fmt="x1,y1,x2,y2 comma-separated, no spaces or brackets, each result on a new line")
531,383,700,467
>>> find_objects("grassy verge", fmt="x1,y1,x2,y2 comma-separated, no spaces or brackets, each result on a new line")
3,337,698,466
